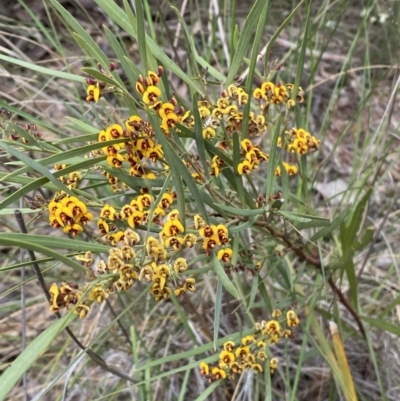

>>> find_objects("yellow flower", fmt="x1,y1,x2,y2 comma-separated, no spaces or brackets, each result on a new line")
146,144,164,162
272,309,282,318
183,233,197,248
183,278,195,292
97,218,110,234
283,162,298,176
125,114,143,131
198,106,211,119
89,286,109,303
219,350,235,366
158,102,175,118
123,229,141,246
217,248,232,262
137,194,153,209
143,85,161,104
216,224,229,244
146,236,161,256
241,139,253,152
106,124,124,139
235,346,250,361
86,84,100,102
127,210,144,228
63,223,83,236
237,160,252,175
174,257,188,273
194,214,205,229
49,283,61,312
286,310,300,327
251,363,263,374
167,209,180,221
100,205,117,220
263,320,281,336
163,235,184,250
161,113,179,132
159,193,173,209
202,235,220,251
202,127,216,139
106,153,124,168
198,224,218,239
260,81,275,96
241,335,255,346
200,361,209,375
161,220,184,237
223,341,235,352
106,230,125,246
270,357,279,373
211,367,226,380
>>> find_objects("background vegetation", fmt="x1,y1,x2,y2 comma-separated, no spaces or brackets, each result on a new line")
0,0,400,400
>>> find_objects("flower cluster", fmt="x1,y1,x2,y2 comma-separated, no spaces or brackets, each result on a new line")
278,127,320,155
195,214,230,256
54,164,82,189
200,310,299,382
48,194,93,236
253,81,304,109
46,67,320,324
97,192,168,245
237,138,269,175
49,224,198,316
49,282,90,318
135,68,194,135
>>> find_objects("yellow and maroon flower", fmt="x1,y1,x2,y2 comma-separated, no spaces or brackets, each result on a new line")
286,310,300,327
86,83,101,102
217,248,232,262
161,220,185,237
143,85,161,105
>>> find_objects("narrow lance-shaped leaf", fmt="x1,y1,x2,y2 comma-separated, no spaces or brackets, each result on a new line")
0,313,76,401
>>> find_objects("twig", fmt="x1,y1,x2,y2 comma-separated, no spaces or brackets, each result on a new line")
14,209,136,383
252,218,367,338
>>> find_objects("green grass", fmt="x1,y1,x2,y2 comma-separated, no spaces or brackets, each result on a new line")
0,0,399,400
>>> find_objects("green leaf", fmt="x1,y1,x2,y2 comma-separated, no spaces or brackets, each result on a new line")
362,316,400,337
226,0,268,85
229,216,257,233
341,187,373,251
92,0,203,95
0,54,84,82
214,282,223,350
213,203,265,217
192,93,210,181
0,141,74,196
309,205,351,242
0,233,110,253
194,381,220,401
278,210,329,223
241,0,269,140
0,208,38,215
103,26,141,95
80,68,125,90
0,235,88,272
292,0,311,100
212,253,239,299
65,117,99,134
0,313,76,401
147,114,186,224
49,0,111,71
232,132,246,207
266,115,281,198
0,157,104,210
